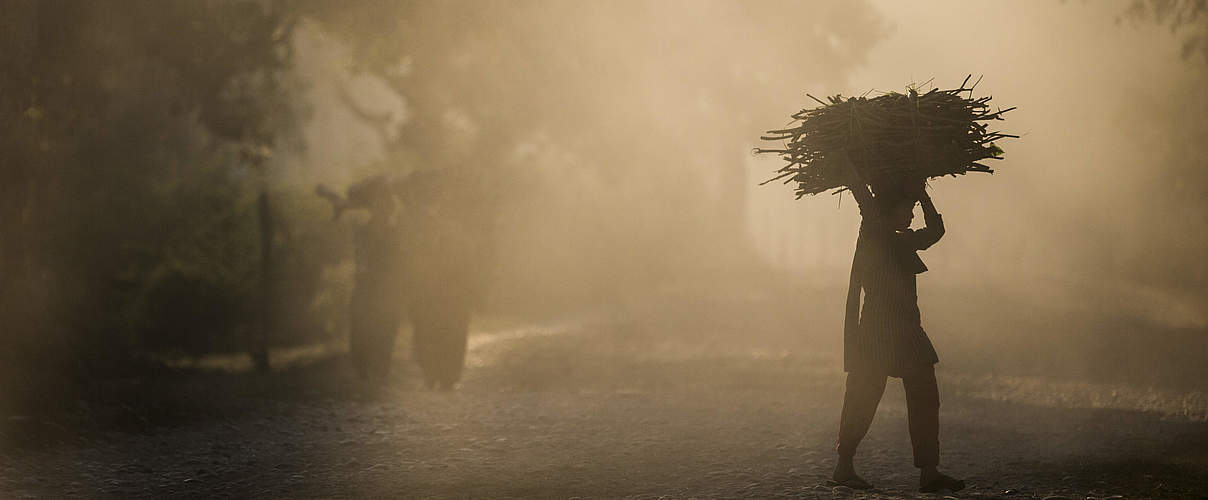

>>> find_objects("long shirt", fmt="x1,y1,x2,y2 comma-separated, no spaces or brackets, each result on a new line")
843,203,944,376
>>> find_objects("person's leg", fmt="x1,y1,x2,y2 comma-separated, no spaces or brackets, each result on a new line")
410,308,438,388
901,366,940,468
902,366,964,492
834,371,888,488
349,312,369,379
373,318,400,378
350,332,369,379
438,305,471,389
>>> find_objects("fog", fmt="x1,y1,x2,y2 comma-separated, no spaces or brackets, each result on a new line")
749,1,1208,390
849,0,1207,328
1,0,1203,403
5,1,1208,496
280,0,1206,387
278,0,887,309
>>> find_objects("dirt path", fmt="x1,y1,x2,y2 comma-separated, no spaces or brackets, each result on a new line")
2,310,1207,499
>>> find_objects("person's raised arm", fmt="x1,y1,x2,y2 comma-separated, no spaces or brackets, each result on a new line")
847,182,876,219
908,187,945,250
836,151,878,218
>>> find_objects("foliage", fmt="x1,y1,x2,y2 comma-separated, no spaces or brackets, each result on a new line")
1126,0,1208,63
0,0,316,371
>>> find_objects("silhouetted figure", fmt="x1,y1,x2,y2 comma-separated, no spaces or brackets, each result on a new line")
326,177,404,379
832,179,965,493
400,169,492,391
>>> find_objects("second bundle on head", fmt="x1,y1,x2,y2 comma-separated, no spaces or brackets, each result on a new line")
755,76,1016,199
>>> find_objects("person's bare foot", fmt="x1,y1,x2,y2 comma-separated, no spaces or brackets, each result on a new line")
831,458,873,490
919,466,965,493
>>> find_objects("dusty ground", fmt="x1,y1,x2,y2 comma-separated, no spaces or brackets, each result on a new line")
2,295,1207,499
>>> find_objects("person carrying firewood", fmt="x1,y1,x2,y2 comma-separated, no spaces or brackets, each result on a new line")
756,78,1014,494
831,176,965,493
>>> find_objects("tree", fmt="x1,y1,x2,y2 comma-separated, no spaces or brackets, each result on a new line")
0,0,302,387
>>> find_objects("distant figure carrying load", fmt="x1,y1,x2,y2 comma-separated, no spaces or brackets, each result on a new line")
318,177,404,379
399,168,493,391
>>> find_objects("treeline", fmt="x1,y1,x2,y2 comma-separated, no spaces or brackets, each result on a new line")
0,0,898,413
0,2,353,409
0,0,568,379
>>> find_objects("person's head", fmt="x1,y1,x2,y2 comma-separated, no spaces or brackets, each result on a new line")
875,188,916,231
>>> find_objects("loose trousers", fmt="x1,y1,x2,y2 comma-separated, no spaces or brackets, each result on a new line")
410,300,471,387
836,366,940,468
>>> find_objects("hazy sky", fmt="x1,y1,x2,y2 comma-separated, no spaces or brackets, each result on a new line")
278,1,1204,329
749,0,1206,329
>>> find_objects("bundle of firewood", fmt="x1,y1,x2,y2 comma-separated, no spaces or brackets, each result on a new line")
755,76,1016,198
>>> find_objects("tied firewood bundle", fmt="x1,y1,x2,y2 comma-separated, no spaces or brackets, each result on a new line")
755,76,1016,198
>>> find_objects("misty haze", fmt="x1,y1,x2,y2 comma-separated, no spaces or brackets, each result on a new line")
1,1,1206,498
